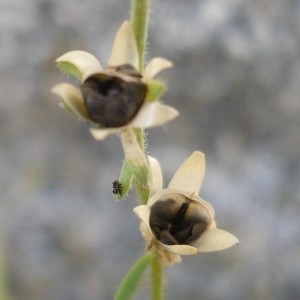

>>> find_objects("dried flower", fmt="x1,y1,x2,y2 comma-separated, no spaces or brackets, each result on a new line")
134,152,239,265
51,21,178,140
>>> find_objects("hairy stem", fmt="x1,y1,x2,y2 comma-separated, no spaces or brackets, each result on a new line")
130,2,165,299
114,252,154,300
120,127,150,198
151,251,164,300
130,0,149,71
130,0,150,160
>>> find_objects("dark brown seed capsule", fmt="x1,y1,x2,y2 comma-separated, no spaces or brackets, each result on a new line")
149,197,208,245
114,64,143,78
159,229,179,245
80,65,147,128
112,180,122,196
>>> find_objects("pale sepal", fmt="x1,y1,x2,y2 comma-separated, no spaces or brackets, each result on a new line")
90,127,121,140
131,102,179,128
56,50,103,82
160,243,198,256
108,21,139,70
51,83,90,121
162,252,182,266
148,156,163,197
56,62,82,80
193,228,239,252
168,151,205,195
143,57,173,82
133,205,150,226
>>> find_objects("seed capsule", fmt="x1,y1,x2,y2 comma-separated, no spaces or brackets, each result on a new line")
80,64,147,128
149,196,208,245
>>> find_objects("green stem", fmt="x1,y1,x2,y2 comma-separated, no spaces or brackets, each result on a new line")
133,127,146,152
151,251,164,300
120,127,150,202
114,252,154,300
130,0,150,201
130,0,149,156
130,3,164,300
130,0,149,71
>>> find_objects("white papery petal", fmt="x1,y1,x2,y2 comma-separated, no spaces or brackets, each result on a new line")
131,102,179,128
168,151,205,195
194,228,239,252
163,253,182,265
148,156,163,196
108,21,139,70
161,243,198,255
143,57,173,82
51,83,89,120
133,205,151,226
209,220,217,229
90,127,121,140
56,50,103,82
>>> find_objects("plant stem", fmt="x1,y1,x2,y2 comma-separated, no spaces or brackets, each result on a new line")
114,252,154,300
130,0,149,71
133,127,146,152
151,251,164,300
130,2,165,298
120,127,146,166
130,0,150,162
120,127,150,196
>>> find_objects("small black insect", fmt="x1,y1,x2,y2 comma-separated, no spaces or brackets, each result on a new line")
112,180,122,196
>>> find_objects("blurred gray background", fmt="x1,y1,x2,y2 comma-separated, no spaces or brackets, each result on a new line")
1,0,300,299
